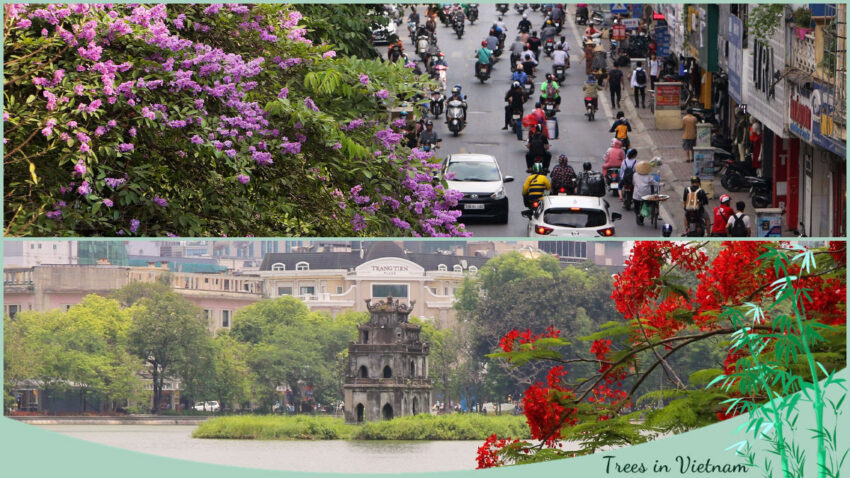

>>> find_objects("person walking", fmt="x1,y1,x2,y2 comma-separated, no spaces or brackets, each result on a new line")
630,61,648,108
648,52,661,90
580,40,595,75
605,63,625,108
726,201,752,237
682,108,698,163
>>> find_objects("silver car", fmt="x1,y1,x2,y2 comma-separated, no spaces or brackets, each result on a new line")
523,195,621,237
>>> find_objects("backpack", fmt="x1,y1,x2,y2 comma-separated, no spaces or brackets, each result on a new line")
729,214,748,237
579,171,605,197
685,187,703,211
620,159,636,187
635,69,647,85
614,122,629,140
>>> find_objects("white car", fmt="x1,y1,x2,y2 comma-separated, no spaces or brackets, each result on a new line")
523,195,622,237
442,154,514,224
193,400,220,412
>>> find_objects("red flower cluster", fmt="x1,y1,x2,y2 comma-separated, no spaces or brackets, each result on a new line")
828,241,846,266
522,366,578,446
498,326,561,353
695,241,766,318
476,434,519,468
590,339,611,361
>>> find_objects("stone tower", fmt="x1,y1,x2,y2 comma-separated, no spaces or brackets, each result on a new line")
343,296,432,423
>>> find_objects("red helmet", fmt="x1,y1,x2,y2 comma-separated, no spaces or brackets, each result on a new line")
481,40,487,46
719,194,731,204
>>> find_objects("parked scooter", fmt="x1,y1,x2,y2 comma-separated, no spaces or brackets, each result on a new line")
720,156,758,192
747,176,772,209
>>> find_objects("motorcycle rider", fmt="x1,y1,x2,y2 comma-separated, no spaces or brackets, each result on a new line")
619,147,638,201
554,35,569,51
503,81,525,130
582,74,602,113
550,154,577,194
510,35,525,62
633,157,659,225
445,85,468,123
541,20,558,45
584,20,600,38
418,120,442,149
609,111,632,150
452,7,465,26
527,101,549,138
432,52,449,90
494,15,508,36
408,7,420,26
511,63,529,86
520,45,538,77
710,194,734,237
522,162,551,209
518,13,532,33
388,40,405,63
550,3,564,24
682,176,710,233
528,31,542,59
540,73,561,111
475,40,494,77
525,124,551,172
552,44,569,71
602,138,625,176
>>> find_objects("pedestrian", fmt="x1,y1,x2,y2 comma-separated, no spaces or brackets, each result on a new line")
726,201,751,237
581,40,595,75
630,61,648,108
710,194,734,237
682,107,698,162
648,51,661,90
605,63,625,108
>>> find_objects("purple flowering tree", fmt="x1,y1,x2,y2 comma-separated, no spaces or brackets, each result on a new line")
4,4,466,237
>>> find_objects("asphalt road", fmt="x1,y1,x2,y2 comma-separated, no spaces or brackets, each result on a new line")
382,6,672,238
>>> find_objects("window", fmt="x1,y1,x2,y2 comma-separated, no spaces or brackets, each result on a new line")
300,286,315,296
468,266,478,273
453,264,462,272
410,361,415,377
295,261,309,271
222,310,231,328
383,366,392,378
278,286,293,296
337,286,343,294
438,264,447,272
7,305,19,318
359,365,368,378
271,263,286,271
372,284,408,299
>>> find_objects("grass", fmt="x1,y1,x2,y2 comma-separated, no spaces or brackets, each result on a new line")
192,413,530,441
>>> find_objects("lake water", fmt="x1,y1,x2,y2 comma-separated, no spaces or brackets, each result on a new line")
35,424,487,473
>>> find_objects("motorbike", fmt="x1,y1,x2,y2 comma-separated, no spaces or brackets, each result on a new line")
430,90,445,117
543,38,555,57
432,64,448,91
622,182,634,210
514,3,527,14
576,8,588,25
467,4,478,24
553,19,563,34
475,62,490,83
542,97,557,118
720,158,758,192
454,21,464,38
496,3,509,14
510,52,520,71
584,97,596,121
416,35,430,60
605,168,620,196
684,210,706,237
521,80,534,102
441,6,452,25
509,103,524,140
530,4,540,12
590,11,604,26
446,99,466,136
747,176,772,209
553,64,566,83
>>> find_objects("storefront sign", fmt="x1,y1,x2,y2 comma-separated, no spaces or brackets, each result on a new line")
356,258,424,276
622,18,639,30
612,24,626,40
788,88,812,141
727,14,743,103
810,82,846,156
655,24,670,57
753,40,776,101
655,83,680,108
694,148,714,180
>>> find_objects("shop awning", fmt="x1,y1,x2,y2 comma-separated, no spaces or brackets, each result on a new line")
782,67,818,86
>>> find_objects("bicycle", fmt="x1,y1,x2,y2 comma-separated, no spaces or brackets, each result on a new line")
641,183,668,229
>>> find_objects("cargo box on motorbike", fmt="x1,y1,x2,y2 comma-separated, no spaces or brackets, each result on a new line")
546,118,559,139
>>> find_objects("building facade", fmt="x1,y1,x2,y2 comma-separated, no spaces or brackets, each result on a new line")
343,297,432,423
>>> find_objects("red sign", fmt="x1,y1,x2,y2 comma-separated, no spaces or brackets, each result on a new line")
790,94,811,130
612,24,626,40
655,83,680,107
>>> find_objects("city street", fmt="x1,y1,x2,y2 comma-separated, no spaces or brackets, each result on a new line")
383,5,676,237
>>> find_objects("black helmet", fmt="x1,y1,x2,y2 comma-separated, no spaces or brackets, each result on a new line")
546,73,553,81
582,161,592,171
616,111,625,119
626,148,638,159
534,101,542,108
690,175,701,184
532,30,538,36
662,224,673,237
425,119,433,126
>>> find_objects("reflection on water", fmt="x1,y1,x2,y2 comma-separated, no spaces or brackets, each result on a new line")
36,425,485,473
